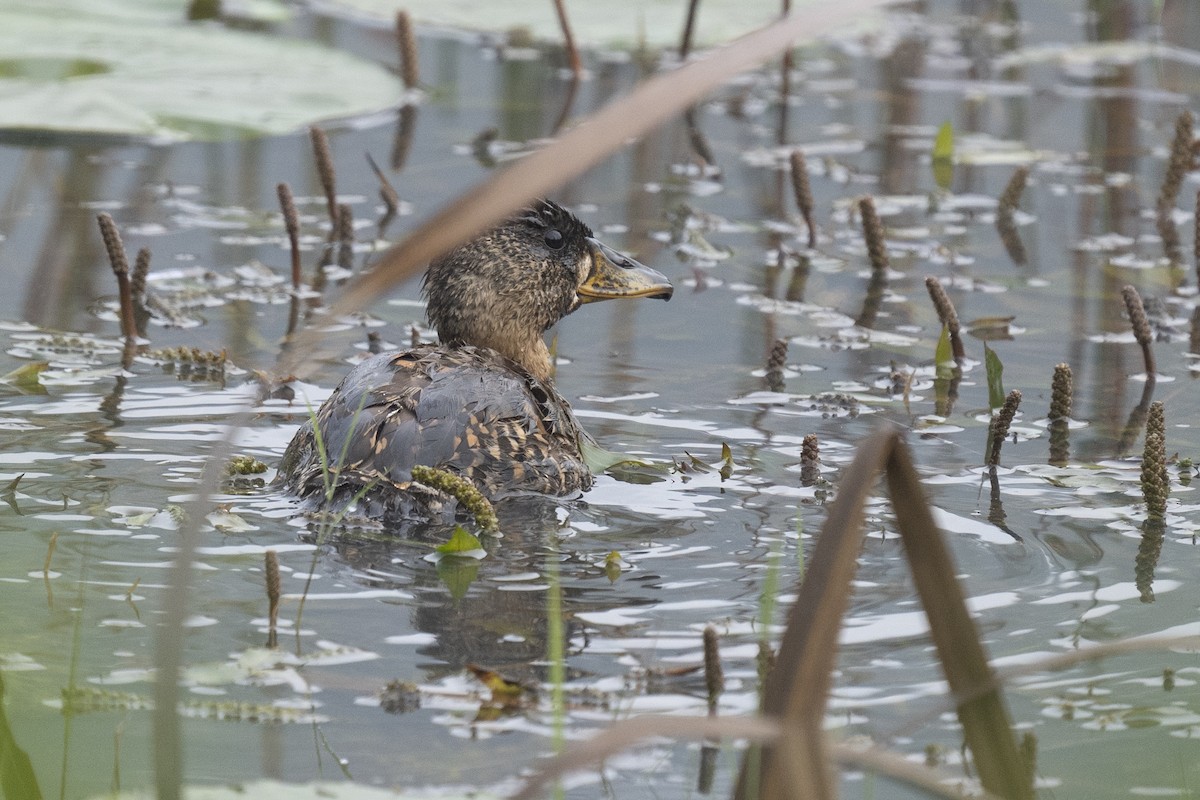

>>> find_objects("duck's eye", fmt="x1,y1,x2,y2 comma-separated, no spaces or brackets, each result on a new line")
544,229,565,250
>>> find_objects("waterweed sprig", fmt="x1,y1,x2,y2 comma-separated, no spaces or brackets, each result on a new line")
987,389,1022,467
1121,284,1156,377
410,464,499,532
789,149,816,248
925,275,964,360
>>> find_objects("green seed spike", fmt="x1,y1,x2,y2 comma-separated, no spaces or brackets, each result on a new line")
410,464,499,532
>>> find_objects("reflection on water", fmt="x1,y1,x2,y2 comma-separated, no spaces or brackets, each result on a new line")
1,1,1200,798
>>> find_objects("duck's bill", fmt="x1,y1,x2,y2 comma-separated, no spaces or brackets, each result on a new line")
577,238,673,303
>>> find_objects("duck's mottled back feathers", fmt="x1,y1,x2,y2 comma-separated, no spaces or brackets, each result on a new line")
280,346,591,521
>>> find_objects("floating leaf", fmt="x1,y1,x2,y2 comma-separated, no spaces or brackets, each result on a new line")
984,343,1005,410
436,557,479,600
932,120,955,190
604,550,623,583
1,361,48,391
435,525,483,556
0,2,400,140
580,437,651,472
466,663,532,707
934,324,955,379
720,442,735,480
967,315,1016,341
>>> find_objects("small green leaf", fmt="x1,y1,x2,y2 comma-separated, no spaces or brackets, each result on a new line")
436,558,479,600
436,525,483,555
933,121,954,160
1,361,48,390
932,121,954,190
984,343,1005,410
719,442,734,480
604,550,623,583
579,436,650,472
934,324,955,379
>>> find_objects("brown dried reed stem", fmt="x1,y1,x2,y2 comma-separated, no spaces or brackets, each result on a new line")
790,149,816,248
97,213,138,341
551,0,582,78
858,196,889,272
366,153,399,217
276,182,302,290
987,390,1022,467
925,276,965,360
1121,284,1156,378
395,10,419,90
309,126,339,237
679,0,700,60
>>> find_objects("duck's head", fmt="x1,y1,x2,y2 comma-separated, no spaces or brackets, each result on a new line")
424,200,673,382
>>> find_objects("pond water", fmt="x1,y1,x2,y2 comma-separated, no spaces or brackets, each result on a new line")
2,2,1200,798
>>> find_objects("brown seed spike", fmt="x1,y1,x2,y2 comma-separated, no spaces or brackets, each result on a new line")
925,276,964,360
1194,188,1200,281
264,549,281,648
998,166,1029,214
276,182,302,290
1156,111,1194,263
309,126,339,238
858,196,889,273
702,626,724,713
97,213,138,342
1121,285,1156,378
799,433,820,487
395,10,420,90
789,149,816,248
337,203,355,271
1142,402,1168,522
987,389,1022,467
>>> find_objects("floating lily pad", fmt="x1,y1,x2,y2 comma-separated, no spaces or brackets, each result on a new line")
323,0,780,49
0,1,400,140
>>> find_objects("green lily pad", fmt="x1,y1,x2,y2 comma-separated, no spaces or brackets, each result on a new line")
0,1,401,140
323,0,781,49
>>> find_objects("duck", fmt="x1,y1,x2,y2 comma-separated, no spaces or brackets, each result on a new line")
279,199,673,522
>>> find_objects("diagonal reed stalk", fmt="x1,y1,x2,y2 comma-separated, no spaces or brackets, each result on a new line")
150,4,895,797
277,0,894,380
735,427,1030,800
